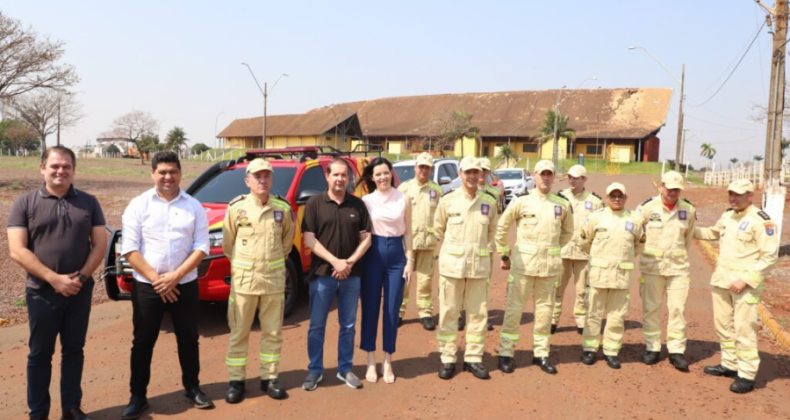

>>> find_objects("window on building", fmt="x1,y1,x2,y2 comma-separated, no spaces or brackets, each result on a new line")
523,143,538,153
297,166,328,197
587,145,603,155
483,146,489,156
443,143,454,151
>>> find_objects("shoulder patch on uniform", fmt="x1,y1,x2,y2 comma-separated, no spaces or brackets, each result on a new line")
757,210,771,220
591,192,602,200
556,191,568,201
765,222,776,236
641,197,654,206
549,192,569,205
681,198,694,207
229,194,245,207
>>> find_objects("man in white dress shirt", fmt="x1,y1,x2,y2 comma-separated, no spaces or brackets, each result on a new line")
120,151,213,420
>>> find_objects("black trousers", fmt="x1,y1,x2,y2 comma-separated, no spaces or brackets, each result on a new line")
130,280,200,398
26,280,94,418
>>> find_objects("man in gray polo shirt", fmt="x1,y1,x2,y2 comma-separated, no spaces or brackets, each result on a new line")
7,146,107,420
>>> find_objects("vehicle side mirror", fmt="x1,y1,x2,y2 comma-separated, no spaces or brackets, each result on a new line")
296,190,321,205
439,177,452,185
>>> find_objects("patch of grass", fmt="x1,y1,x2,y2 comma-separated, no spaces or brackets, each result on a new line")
12,298,26,307
11,182,20,189
778,316,789,329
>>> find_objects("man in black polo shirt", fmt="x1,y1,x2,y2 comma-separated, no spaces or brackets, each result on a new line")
301,158,372,391
7,146,107,420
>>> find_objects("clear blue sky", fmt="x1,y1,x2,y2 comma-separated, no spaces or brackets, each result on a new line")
3,0,777,167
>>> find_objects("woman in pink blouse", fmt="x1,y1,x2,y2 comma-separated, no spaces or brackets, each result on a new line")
359,157,415,384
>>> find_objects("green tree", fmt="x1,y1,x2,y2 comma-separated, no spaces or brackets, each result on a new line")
191,142,210,154
699,142,716,168
439,111,479,157
105,143,121,154
137,133,163,156
781,138,789,158
729,157,738,168
0,118,37,152
496,143,517,168
754,155,764,162
165,126,188,150
536,109,576,165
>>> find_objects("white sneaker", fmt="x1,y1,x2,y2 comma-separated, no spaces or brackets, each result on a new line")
336,371,363,389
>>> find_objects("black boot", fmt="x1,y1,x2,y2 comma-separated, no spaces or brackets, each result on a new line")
642,351,660,365
121,396,149,420
261,378,288,400
420,317,436,331
438,363,456,380
225,381,245,404
604,355,621,370
581,351,596,366
184,387,214,409
703,364,738,378
532,357,557,374
730,377,755,394
550,324,557,335
498,356,515,373
668,353,690,372
463,362,491,380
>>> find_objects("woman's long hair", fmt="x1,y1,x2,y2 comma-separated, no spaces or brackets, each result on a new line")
357,157,395,194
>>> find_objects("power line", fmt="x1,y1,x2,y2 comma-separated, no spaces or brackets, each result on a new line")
687,20,766,108
683,113,765,131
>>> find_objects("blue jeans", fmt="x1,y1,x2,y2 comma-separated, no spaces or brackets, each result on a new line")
361,235,406,354
26,280,94,418
308,275,361,375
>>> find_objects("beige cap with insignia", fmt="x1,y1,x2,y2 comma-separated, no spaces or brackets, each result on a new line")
534,159,555,174
416,152,434,167
568,164,587,178
661,170,685,190
728,178,755,194
246,158,273,174
479,157,492,171
606,182,627,196
460,156,481,172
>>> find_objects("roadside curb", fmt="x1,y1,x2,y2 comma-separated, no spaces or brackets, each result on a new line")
651,180,790,349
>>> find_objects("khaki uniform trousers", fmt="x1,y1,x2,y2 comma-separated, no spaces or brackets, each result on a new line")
437,275,488,363
226,291,284,381
582,287,629,356
400,250,435,319
499,275,555,358
640,274,690,354
552,259,589,328
712,286,761,381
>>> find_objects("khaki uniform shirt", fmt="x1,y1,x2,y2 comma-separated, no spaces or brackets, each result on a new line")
634,196,696,276
694,205,778,291
496,190,574,277
434,189,498,279
399,178,442,251
483,184,504,214
559,188,604,260
579,208,644,289
223,194,295,295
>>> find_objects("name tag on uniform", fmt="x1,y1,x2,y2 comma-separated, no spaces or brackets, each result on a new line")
555,205,562,218
430,190,437,200
649,213,661,222
274,210,283,223
585,201,593,210
679,210,687,221
625,221,634,232
739,221,749,231
481,204,490,215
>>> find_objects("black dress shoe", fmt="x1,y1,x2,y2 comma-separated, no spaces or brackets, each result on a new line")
576,327,584,335
463,362,491,380
704,364,738,378
184,387,214,409
398,317,403,328
498,356,515,373
604,355,621,370
121,396,148,420
62,408,91,420
457,315,466,331
550,324,557,335
225,381,245,404
642,351,660,365
438,363,456,380
420,317,436,331
532,357,558,374
261,379,288,400
487,320,494,331
668,353,690,372
581,351,596,366
29,416,48,420
730,377,755,394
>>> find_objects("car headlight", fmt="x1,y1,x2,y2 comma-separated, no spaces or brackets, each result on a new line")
513,182,526,194
208,230,223,248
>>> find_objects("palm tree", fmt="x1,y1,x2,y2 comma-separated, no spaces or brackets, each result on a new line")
700,143,716,169
754,155,764,162
730,157,738,168
165,127,188,151
496,144,517,168
536,109,576,165
781,138,789,158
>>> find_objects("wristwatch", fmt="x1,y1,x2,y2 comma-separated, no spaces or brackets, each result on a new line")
501,255,510,262
407,257,415,263
76,273,89,283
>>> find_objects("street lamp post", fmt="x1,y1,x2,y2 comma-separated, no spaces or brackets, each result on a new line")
552,77,597,170
214,111,225,149
629,46,685,171
241,63,288,149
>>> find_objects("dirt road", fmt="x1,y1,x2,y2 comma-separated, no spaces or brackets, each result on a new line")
1,173,788,420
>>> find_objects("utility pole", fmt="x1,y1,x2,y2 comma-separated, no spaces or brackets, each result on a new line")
674,64,685,171
757,0,788,184
681,129,690,164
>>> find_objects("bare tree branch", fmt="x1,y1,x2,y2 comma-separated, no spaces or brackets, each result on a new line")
3,89,82,150
104,110,159,163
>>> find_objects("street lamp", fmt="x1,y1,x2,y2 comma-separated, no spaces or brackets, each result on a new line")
552,77,597,170
214,111,225,149
241,62,288,149
629,46,685,171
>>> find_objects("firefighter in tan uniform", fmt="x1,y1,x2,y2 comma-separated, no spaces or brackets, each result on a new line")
694,179,778,394
496,160,573,375
579,183,644,370
398,152,443,331
634,170,695,371
223,159,295,403
552,164,603,334
434,156,498,381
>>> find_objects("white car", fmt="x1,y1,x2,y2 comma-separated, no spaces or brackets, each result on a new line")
494,168,535,204
393,158,459,194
